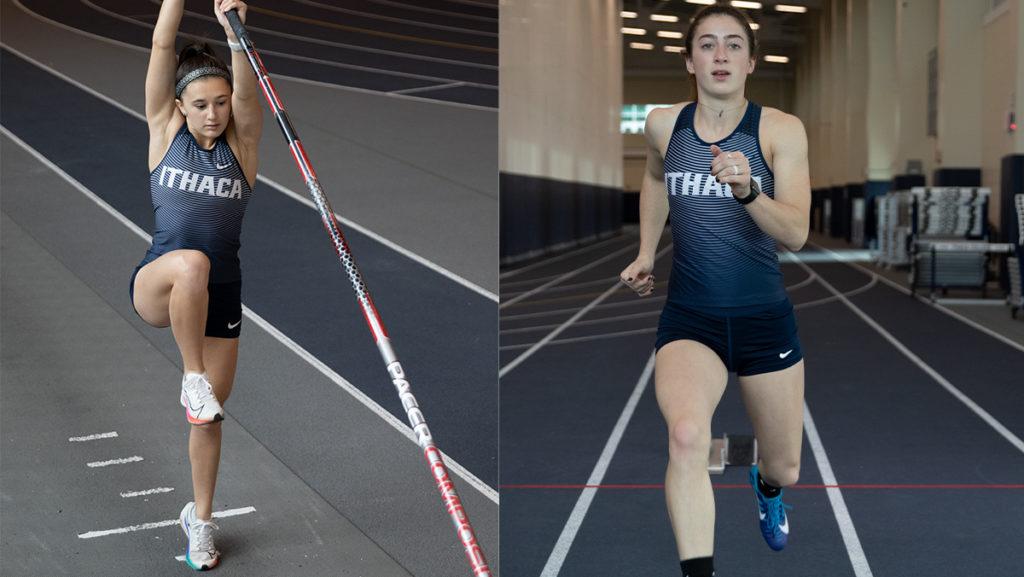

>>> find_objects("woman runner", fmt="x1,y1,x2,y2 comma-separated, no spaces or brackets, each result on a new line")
619,5,811,576
130,0,261,570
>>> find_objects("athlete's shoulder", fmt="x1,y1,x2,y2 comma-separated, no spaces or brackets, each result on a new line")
645,102,689,144
759,106,805,136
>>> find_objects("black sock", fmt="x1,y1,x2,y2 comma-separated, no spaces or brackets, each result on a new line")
681,556,714,577
758,471,782,498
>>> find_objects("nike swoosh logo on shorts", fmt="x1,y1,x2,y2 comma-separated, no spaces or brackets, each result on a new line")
779,350,793,359
228,320,241,330
216,162,231,170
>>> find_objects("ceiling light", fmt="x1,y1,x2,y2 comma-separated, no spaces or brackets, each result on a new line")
664,45,685,53
764,55,790,63
731,1,763,8
622,27,647,35
749,22,760,30
685,0,715,4
775,4,808,13
651,14,679,22
621,10,637,18
657,30,684,39
630,42,655,50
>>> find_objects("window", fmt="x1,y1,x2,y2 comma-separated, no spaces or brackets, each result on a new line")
621,104,673,134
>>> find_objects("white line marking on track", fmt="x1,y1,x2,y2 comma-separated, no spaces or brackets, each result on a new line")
0,43,497,304
539,352,656,577
803,403,874,577
500,243,639,309
500,282,619,378
808,242,1024,354
284,0,497,37
68,431,118,442
0,127,497,504
501,296,665,322
87,456,143,468
500,327,657,351
368,0,497,22
121,487,175,498
83,0,497,90
391,81,466,95
7,1,495,112
793,255,1024,454
499,234,631,280
78,507,256,539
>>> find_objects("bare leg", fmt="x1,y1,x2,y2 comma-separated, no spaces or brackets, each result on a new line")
190,336,238,520
133,250,211,374
656,340,729,561
738,360,805,488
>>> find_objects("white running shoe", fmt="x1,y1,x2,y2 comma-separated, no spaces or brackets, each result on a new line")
180,501,220,571
180,373,224,425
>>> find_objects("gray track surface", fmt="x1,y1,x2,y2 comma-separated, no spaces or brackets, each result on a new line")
1,0,498,294
0,0,499,572
1,134,498,575
499,233,1024,576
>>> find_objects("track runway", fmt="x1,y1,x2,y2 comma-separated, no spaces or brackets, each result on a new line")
499,229,1024,577
1,0,498,575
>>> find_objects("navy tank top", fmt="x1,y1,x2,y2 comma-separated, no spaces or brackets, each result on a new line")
140,123,252,284
663,101,786,309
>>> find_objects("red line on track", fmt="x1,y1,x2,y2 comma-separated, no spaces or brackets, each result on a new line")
500,483,1024,490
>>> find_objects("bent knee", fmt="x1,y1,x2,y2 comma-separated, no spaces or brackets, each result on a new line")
668,419,710,460
175,250,211,284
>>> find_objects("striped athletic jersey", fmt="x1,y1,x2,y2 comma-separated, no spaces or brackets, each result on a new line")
141,123,252,284
663,101,786,309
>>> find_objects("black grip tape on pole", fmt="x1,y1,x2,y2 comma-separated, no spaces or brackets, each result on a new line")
225,9,249,44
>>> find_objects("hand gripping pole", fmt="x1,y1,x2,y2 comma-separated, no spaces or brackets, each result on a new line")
224,11,491,576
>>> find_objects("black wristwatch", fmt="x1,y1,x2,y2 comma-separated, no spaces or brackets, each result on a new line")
734,179,760,205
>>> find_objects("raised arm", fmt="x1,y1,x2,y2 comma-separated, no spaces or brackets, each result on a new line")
145,0,185,131
620,106,674,297
215,0,263,154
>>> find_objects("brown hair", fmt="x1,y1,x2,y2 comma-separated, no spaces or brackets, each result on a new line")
175,42,231,94
683,4,759,60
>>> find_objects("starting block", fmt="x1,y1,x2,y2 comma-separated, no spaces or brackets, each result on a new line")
708,434,758,474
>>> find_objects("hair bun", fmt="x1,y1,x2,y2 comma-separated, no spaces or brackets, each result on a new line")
177,42,215,63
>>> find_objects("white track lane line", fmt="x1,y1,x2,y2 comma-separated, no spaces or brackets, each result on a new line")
369,0,497,22
68,431,118,442
807,242,1024,354
499,244,672,376
500,243,640,309
83,0,497,90
272,0,497,37
391,81,466,95
78,506,256,539
87,456,143,468
501,296,666,323
121,487,175,498
1,127,497,504
0,42,497,304
792,256,1024,454
539,352,656,577
8,0,494,114
499,282,622,378
499,234,631,280
803,403,874,577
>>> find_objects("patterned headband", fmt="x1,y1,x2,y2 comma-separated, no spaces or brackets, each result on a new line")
175,67,232,98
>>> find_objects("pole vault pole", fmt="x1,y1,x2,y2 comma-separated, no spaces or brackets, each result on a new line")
224,10,491,576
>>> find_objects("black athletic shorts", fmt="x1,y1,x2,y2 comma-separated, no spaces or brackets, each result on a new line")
655,298,802,376
129,265,243,339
